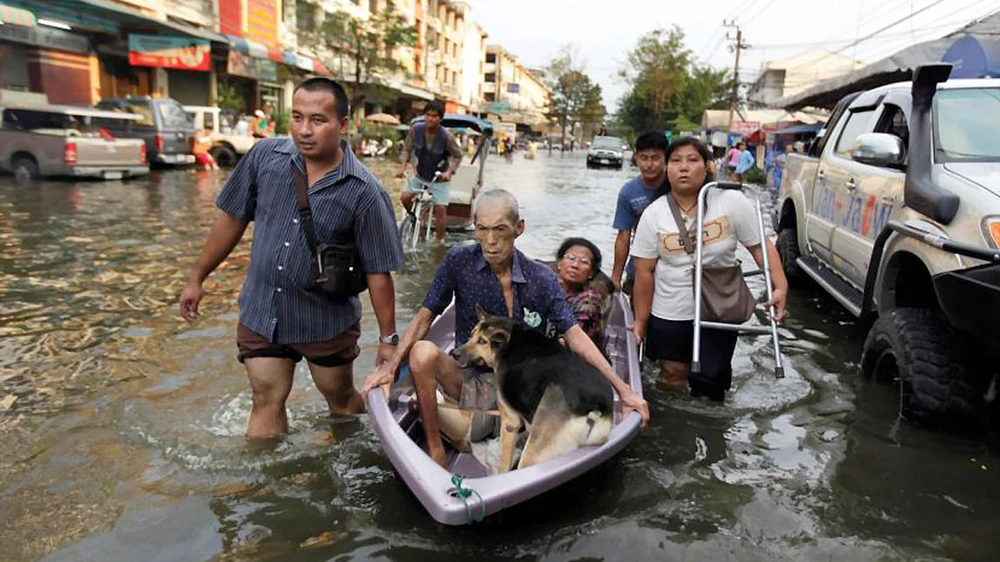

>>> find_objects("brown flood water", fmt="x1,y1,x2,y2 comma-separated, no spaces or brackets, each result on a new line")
1,152,998,562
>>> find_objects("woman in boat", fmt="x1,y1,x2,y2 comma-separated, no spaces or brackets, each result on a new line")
554,237,609,347
630,137,788,401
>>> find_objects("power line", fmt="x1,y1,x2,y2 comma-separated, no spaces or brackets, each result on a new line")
743,0,781,27
781,0,950,72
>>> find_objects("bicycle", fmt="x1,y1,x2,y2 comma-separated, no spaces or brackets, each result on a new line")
398,171,443,250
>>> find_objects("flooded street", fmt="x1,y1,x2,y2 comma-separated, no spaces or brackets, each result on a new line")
1,152,998,561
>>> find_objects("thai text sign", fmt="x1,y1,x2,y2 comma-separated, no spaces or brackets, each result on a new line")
129,35,210,71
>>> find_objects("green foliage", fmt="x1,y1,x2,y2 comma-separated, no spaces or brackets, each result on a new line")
217,82,246,114
745,166,767,185
617,27,732,135
545,45,607,146
272,111,290,135
320,2,417,105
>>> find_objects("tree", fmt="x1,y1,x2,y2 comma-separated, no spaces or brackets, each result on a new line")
545,44,606,148
617,27,732,134
318,2,417,124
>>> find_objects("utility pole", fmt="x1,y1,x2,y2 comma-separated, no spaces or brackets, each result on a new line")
724,20,749,135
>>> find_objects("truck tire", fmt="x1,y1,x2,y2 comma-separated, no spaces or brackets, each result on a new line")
861,308,982,425
12,155,39,183
775,227,808,287
210,145,239,168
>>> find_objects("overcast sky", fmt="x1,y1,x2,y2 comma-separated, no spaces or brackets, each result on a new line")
464,0,997,110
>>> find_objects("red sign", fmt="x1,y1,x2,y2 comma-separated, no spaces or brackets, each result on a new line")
219,0,242,37
729,120,761,134
128,35,210,71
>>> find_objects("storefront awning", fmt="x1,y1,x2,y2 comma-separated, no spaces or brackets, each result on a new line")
0,3,36,26
2,0,226,42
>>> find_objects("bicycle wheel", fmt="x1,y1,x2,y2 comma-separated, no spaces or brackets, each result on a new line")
399,213,416,249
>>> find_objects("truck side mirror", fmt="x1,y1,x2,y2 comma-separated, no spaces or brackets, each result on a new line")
851,133,906,169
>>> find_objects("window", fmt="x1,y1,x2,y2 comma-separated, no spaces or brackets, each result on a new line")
157,101,193,129
98,100,155,126
934,88,1000,163
834,109,874,156
874,104,909,150
486,53,496,63
296,1,317,32
203,111,215,131
484,72,496,83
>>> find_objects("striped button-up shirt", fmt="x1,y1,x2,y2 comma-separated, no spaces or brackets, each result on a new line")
216,137,404,344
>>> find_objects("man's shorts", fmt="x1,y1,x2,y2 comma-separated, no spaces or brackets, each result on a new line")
236,323,361,367
404,175,451,206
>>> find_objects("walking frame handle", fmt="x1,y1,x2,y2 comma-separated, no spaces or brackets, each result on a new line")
692,182,785,380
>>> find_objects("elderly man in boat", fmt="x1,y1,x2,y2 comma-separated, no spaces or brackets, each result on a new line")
362,189,649,468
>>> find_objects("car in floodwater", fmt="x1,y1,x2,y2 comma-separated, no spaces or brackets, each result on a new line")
0,103,149,182
586,135,625,169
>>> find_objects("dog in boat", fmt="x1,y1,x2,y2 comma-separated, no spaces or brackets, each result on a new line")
454,305,615,474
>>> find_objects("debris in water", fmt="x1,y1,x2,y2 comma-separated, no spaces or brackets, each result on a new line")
0,394,16,410
300,530,348,549
942,495,970,510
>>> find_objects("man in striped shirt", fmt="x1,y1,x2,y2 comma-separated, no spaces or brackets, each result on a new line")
180,78,404,440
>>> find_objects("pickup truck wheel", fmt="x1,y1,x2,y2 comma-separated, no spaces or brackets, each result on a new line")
861,308,982,426
12,155,39,183
775,227,808,287
210,145,238,168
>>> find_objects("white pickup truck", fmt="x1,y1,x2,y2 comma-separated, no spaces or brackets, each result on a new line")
775,64,1000,426
184,106,255,167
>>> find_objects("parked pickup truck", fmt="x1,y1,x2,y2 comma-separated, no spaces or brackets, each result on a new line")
775,64,1000,426
0,103,149,181
184,105,255,167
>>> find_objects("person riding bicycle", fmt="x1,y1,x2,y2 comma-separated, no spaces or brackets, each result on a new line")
397,100,464,243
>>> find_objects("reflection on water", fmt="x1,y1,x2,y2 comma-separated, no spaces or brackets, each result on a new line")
1,155,998,562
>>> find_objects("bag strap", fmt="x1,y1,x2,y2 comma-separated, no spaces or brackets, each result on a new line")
291,163,321,259
666,194,696,255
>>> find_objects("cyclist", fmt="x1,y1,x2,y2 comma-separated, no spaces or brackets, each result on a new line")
396,100,464,243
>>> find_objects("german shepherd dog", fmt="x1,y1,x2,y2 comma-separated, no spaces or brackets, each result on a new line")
454,305,615,474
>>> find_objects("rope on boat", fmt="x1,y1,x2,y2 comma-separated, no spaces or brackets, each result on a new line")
450,473,486,523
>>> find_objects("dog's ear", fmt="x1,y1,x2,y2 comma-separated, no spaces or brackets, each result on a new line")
475,303,489,322
489,330,510,349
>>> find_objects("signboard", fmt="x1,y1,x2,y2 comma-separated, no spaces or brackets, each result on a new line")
488,100,510,114
0,24,89,54
729,120,760,134
258,60,278,82
129,35,210,71
506,83,519,94
246,0,279,48
227,50,280,82
493,121,516,140
227,50,256,78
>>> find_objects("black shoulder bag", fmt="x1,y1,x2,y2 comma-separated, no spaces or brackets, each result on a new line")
292,164,368,298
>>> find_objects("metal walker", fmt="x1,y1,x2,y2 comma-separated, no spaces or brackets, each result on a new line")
691,181,785,380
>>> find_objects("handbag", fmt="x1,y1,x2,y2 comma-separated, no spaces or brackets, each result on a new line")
292,164,368,298
666,193,755,324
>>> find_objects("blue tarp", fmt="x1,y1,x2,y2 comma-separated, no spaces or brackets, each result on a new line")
942,35,1000,78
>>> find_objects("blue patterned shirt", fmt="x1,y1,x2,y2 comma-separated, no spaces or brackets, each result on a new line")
422,243,576,346
215,137,404,344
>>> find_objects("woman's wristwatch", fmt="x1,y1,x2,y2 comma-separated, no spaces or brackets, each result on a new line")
379,333,400,345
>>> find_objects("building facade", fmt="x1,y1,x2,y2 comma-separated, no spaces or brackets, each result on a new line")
483,44,549,130
748,50,864,108
0,0,541,131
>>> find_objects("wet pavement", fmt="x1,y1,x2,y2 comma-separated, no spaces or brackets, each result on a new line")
1,152,998,561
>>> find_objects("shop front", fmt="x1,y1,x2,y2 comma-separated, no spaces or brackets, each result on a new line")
129,34,212,104
0,7,94,104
